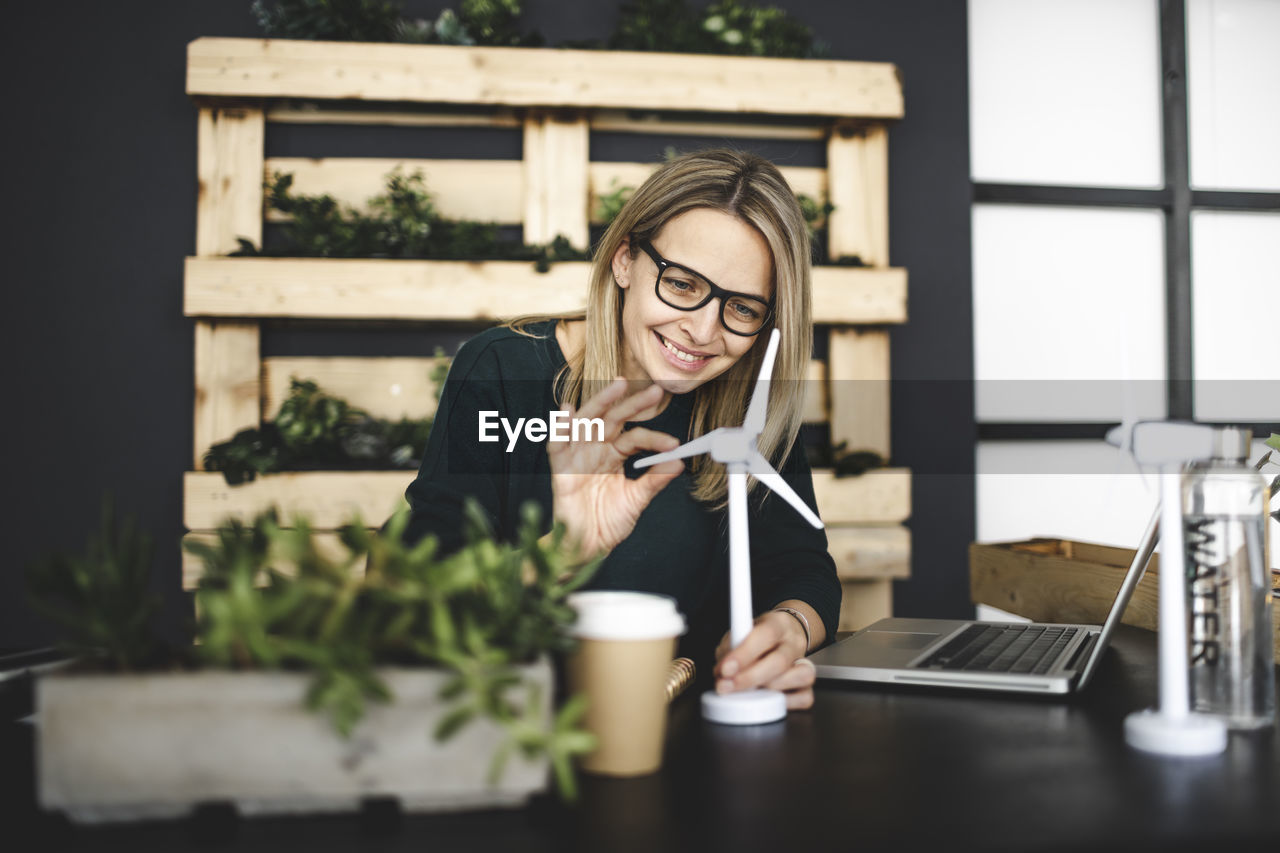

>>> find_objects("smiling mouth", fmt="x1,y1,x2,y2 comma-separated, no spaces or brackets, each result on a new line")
656,332,714,365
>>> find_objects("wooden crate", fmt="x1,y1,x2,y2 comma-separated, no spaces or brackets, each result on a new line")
970,538,1280,661
184,38,911,623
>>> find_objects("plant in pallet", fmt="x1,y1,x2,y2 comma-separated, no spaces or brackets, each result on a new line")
28,498,599,799
237,169,586,270
252,0,403,41
254,0,542,46
610,0,825,58
188,501,599,797
206,367,444,485
805,442,886,479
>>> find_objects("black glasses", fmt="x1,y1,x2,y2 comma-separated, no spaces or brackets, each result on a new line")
636,241,774,336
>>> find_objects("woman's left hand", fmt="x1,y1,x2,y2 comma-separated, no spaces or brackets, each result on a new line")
713,610,816,710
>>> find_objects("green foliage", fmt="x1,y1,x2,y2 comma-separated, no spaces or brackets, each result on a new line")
252,0,821,58
611,0,819,58
254,0,541,46
235,169,587,267
806,441,885,479
796,192,833,243
252,0,403,41
457,0,543,47
595,179,635,226
26,501,166,671
186,500,599,798
205,376,437,485
700,0,822,57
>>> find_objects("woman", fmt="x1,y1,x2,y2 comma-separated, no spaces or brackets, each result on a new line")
402,149,839,709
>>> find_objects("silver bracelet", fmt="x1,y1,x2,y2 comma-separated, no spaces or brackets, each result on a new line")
773,607,812,654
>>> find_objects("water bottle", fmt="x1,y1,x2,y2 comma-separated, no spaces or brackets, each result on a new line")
1183,426,1276,730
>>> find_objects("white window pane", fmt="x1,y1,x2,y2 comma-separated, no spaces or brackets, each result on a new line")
976,441,1159,547
969,0,1162,187
973,205,1167,421
1192,211,1280,422
1188,0,1280,190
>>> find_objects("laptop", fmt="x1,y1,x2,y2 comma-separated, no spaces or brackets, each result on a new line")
809,516,1159,695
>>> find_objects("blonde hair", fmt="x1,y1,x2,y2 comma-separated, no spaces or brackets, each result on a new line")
511,149,813,506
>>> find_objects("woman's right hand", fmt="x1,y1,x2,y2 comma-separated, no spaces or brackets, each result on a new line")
545,378,685,562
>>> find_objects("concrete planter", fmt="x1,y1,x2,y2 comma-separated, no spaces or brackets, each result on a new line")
37,660,552,823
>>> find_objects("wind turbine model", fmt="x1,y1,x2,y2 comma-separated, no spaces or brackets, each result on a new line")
635,329,823,725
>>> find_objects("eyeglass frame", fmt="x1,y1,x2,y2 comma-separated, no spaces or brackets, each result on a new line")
634,240,775,337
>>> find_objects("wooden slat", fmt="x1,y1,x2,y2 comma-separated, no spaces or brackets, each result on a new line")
266,106,521,127
811,266,906,324
810,469,911,525
193,322,261,468
188,39,904,120
591,110,827,140
838,580,893,633
184,257,907,324
263,158,525,224
523,112,591,249
183,531,361,590
184,471,412,530
184,468,910,531
196,107,265,256
828,329,891,457
184,257,589,320
827,525,910,580
262,357,450,421
826,125,889,266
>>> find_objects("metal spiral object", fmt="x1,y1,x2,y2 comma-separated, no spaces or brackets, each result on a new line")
665,657,696,703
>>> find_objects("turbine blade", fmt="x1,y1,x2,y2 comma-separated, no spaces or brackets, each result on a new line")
633,430,721,468
742,328,781,436
746,451,823,528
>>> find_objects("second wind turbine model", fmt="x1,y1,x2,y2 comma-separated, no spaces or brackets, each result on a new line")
636,328,823,725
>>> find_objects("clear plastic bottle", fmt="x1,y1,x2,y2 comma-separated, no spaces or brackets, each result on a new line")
1182,427,1276,730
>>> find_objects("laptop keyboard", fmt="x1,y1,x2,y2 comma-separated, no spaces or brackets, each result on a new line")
917,624,1081,675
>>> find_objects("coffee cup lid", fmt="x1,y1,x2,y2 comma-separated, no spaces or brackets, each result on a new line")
567,591,687,640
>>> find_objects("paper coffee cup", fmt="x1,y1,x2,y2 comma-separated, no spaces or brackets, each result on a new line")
566,591,686,776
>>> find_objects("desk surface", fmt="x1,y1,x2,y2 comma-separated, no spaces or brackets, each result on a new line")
3,626,1279,852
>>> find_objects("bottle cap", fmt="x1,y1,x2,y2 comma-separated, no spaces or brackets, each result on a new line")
1212,426,1251,461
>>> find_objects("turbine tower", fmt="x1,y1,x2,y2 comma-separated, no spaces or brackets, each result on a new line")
636,329,823,725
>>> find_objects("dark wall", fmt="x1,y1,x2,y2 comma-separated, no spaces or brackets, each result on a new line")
0,0,973,648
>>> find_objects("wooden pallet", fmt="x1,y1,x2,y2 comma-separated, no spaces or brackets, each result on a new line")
970,538,1280,661
185,38,910,624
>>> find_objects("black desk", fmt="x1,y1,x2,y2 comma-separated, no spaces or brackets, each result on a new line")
4,626,1279,852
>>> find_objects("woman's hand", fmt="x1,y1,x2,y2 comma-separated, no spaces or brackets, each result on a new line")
714,609,817,710
545,378,685,561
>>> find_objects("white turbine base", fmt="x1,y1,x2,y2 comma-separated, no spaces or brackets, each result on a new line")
701,689,787,725
1124,709,1227,756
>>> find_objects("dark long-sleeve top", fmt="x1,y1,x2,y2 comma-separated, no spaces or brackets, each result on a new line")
402,321,841,656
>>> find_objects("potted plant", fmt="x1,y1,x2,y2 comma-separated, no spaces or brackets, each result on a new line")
30,500,596,823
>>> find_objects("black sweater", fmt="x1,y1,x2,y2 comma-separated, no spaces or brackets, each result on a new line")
403,321,841,656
